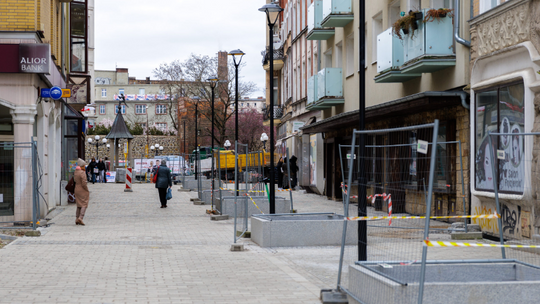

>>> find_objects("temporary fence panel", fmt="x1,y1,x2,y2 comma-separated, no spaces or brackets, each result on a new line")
0,140,40,230
234,141,249,243
336,122,445,304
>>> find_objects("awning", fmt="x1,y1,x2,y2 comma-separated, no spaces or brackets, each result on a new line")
301,91,465,134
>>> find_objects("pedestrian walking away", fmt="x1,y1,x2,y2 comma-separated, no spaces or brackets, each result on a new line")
74,158,90,225
277,156,284,190
155,159,172,208
97,158,107,183
89,158,98,184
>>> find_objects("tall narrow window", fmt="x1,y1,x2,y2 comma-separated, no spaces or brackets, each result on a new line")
101,89,107,98
346,34,355,76
70,0,88,73
139,88,145,95
99,104,106,114
372,13,383,63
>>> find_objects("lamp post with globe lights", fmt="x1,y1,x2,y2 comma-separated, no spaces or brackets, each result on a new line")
87,135,108,160
260,133,268,151
259,2,283,214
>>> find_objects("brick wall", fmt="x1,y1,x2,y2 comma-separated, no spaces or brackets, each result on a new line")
0,0,37,31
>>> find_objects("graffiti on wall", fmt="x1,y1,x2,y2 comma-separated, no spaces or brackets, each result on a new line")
502,204,521,235
473,205,499,234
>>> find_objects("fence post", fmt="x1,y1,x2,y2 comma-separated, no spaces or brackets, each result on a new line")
487,133,506,258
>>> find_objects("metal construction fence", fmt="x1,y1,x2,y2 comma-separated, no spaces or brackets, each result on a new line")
335,125,540,303
336,122,440,303
0,140,40,230
233,141,249,243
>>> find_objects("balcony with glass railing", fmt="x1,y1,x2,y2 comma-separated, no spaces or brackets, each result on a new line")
306,68,344,110
321,0,354,27
307,0,335,41
375,9,455,83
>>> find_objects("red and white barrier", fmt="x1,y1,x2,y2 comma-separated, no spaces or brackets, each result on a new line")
124,168,133,192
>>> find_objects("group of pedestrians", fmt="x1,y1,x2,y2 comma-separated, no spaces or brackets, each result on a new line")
68,157,173,226
85,158,108,184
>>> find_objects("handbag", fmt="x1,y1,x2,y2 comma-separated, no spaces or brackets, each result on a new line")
65,176,76,193
166,187,172,200
93,168,99,173
152,167,159,183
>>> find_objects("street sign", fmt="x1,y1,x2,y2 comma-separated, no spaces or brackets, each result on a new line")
61,89,71,98
40,88,51,98
50,86,62,100
124,142,128,154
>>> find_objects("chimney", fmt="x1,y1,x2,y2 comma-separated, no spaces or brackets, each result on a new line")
217,51,228,98
146,77,150,84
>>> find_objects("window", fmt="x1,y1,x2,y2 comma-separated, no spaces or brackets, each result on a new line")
346,34,355,76
115,105,126,114
336,42,343,69
388,0,401,27
475,82,524,194
479,0,499,14
99,104,106,115
119,88,124,96
139,88,145,95
432,0,452,9
135,104,147,114
101,89,107,98
156,104,167,114
324,49,333,69
155,123,167,129
408,0,421,11
372,13,383,64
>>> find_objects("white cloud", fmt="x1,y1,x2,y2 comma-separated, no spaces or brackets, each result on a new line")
95,0,268,98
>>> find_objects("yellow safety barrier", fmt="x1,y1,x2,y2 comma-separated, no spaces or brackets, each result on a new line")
424,240,540,249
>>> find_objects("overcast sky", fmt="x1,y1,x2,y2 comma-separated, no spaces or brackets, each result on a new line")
95,0,267,98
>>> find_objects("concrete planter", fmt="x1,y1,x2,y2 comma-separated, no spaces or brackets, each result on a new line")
215,196,291,217
347,260,540,304
251,213,357,247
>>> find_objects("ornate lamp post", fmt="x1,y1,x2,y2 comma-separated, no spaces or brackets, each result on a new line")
259,2,283,214
87,135,108,160
192,96,200,181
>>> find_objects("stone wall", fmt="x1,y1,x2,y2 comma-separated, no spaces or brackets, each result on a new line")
85,135,180,161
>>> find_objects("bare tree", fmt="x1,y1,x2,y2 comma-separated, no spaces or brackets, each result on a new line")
154,53,257,150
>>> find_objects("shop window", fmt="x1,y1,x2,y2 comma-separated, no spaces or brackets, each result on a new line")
475,82,524,194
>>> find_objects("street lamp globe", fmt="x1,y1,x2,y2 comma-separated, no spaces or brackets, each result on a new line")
95,135,100,141
159,146,164,151
224,140,231,149
87,138,93,143
261,133,268,141
150,146,155,151
102,138,107,144
106,144,110,148
154,143,160,148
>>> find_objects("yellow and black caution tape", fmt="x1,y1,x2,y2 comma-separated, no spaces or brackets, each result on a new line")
345,213,500,221
245,193,264,214
424,240,540,249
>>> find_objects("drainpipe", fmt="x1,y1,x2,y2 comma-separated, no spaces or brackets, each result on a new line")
61,3,65,77
454,0,470,48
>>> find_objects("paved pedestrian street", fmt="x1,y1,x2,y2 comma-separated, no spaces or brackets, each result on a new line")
0,183,334,304
1,183,526,304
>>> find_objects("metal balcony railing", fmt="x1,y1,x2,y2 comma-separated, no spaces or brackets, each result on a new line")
263,106,284,121
261,47,284,65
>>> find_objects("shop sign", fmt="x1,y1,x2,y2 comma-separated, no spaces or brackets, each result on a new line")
19,44,50,74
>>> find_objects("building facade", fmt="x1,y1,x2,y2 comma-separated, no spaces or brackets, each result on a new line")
469,0,540,239
262,0,473,218
93,68,178,157
0,0,94,222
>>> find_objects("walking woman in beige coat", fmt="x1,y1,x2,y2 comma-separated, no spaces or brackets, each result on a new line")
74,158,90,225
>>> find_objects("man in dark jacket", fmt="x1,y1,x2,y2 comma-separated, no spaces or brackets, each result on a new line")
97,158,107,183
155,160,172,208
88,158,98,184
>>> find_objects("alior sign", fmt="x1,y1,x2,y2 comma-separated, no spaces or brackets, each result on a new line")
19,44,50,74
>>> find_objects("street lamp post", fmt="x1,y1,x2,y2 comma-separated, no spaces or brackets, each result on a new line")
228,50,245,202
260,132,268,151
151,143,163,157
207,76,219,212
228,49,245,144
259,2,283,214
87,135,108,160
224,140,231,181
192,96,200,181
